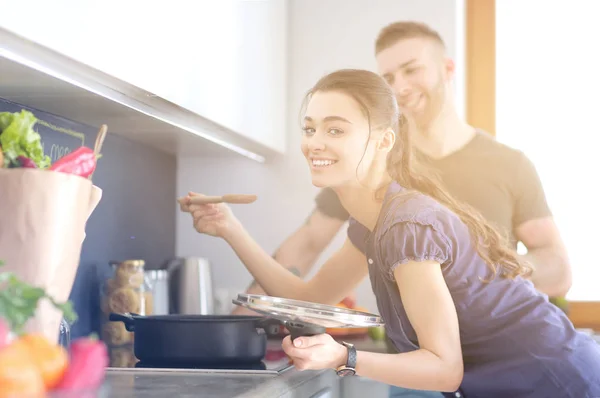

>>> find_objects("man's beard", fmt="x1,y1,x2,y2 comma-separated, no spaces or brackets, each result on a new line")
404,80,446,131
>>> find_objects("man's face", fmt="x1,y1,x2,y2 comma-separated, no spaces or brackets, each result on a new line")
376,37,454,126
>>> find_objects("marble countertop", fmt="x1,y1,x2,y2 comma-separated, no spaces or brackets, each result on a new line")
100,366,336,398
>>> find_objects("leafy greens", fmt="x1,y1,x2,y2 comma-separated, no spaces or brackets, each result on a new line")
0,110,51,169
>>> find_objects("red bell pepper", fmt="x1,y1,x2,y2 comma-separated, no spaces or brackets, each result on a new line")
17,156,37,168
49,146,97,178
53,336,108,391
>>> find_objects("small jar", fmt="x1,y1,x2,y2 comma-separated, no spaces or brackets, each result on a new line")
101,260,148,316
99,259,151,367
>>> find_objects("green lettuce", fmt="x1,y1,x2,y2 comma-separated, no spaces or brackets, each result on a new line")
0,110,51,169
0,261,77,335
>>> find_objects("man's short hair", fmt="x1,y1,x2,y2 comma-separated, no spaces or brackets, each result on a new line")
375,21,446,54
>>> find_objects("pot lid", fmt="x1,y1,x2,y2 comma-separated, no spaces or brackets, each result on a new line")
232,294,384,328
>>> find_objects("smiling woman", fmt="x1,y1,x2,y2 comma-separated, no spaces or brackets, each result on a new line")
181,68,600,398
300,92,380,190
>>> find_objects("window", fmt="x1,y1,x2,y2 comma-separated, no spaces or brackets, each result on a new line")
496,0,600,300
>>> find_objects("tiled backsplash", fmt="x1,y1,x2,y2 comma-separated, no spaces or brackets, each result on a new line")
0,98,176,338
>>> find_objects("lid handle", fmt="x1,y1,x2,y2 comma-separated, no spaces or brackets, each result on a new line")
284,321,326,341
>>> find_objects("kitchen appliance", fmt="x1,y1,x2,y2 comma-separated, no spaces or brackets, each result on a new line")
105,339,292,375
232,293,385,340
108,313,268,364
166,257,214,315
144,270,169,315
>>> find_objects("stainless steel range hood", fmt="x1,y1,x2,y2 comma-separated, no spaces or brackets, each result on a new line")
0,27,276,163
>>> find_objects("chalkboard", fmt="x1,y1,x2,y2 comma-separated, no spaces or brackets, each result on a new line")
0,98,95,164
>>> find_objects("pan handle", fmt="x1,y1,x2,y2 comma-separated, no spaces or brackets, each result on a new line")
284,321,326,341
253,317,280,336
108,312,137,332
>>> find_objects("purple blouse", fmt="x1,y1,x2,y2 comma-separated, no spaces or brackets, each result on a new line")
347,182,600,398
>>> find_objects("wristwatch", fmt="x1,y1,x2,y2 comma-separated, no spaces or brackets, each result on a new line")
336,341,357,377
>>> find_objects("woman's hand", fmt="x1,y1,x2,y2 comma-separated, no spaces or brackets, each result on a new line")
184,192,242,239
281,334,347,371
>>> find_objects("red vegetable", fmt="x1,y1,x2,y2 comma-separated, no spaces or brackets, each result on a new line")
53,336,108,391
0,318,9,350
17,156,37,168
49,147,97,178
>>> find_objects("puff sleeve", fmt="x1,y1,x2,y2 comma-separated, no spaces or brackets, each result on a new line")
378,221,451,281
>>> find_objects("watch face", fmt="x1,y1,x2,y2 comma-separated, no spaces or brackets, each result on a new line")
336,368,356,377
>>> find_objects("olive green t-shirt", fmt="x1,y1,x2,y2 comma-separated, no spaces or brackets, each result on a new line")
315,131,552,248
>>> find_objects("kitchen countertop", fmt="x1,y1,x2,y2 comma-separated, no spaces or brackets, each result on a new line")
101,367,336,398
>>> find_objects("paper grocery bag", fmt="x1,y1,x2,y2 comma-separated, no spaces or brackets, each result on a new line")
0,168,102,343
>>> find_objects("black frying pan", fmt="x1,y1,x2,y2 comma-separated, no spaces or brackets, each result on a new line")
109,313,269,365
108,313,326,365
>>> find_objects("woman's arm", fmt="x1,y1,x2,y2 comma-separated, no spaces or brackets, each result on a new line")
226,223,368,304
185,195,368,304
355,260,462,391
283,259,463,393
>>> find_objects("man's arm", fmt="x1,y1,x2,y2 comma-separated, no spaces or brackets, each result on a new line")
231,208,345,315
512,153,572,297
516,217,571,297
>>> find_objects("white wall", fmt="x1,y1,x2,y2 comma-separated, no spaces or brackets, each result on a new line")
177,0,466,314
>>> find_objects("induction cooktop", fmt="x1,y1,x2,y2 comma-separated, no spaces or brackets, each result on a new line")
105,341,293,376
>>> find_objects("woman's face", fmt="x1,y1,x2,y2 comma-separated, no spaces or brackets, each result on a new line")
300,90,383,189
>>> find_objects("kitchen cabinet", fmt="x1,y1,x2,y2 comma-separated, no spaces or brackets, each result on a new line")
0,0,287,155
0,1,185,98
175,0,288,153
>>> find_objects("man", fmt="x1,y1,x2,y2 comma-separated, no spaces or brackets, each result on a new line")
234,20,571,311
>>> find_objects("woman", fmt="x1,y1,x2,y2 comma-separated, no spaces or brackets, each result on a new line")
181,69,600,398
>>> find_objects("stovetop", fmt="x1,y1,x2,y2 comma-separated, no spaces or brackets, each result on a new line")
135,360,270,371
105,340,293,376
106,356,292,375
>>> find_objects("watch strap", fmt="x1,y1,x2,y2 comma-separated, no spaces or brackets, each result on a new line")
343,341,357,368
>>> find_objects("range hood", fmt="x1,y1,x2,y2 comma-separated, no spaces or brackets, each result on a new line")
0,27,276,163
